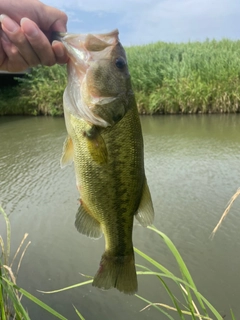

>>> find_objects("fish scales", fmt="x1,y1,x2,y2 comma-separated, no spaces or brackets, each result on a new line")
73,99,144,253
58,29,154,294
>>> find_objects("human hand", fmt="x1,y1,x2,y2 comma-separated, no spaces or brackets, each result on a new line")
0,0,68,72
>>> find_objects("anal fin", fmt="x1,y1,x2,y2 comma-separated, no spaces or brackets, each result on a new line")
135,178,154,227
75,203,102,239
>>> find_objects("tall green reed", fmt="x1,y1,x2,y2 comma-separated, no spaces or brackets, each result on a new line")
2,39,240,116
126,39,240,114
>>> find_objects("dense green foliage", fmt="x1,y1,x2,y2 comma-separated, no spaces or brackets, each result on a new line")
1,38,240,115
0,65,67,116
127,38,240,114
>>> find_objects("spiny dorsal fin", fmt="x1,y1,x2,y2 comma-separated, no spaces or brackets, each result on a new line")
135,178,154,227
60,136,74,168
75,203,102,239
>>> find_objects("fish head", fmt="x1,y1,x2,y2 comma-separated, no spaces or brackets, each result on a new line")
58,30,133,127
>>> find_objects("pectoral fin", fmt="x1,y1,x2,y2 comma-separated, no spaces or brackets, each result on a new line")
135,178,154,227
85,126,108,165
60,136,74,168
75,203,102,239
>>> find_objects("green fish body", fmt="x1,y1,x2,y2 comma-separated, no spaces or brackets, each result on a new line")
60,30,154,294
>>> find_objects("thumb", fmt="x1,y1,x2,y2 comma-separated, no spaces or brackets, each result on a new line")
43,7,68,32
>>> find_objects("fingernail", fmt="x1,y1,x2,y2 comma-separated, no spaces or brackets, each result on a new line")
0,14,19,33
20,18,39,37
52,41,65,57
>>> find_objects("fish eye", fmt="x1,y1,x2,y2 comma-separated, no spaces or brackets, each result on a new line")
115,57,126,69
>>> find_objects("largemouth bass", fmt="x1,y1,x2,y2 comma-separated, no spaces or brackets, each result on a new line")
58,29,154,294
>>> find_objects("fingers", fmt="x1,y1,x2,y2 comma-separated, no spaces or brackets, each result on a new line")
0,14,68,72
20,18,56,66
21,18,68,65
1,15,42,66
52,40,69,65
45,7,68,33
0,29,29,72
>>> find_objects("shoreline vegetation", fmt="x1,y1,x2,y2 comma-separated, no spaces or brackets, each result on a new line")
1,38,240,116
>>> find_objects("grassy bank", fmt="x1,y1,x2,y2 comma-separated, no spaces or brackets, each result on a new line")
1,38,240,115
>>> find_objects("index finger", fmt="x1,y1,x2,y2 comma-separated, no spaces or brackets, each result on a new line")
21,18,56,66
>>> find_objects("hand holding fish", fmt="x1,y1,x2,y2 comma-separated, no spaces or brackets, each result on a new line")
0,0,68,72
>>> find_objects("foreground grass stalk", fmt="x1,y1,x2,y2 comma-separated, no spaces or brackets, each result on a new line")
0,206,11,266
43,226,228,319
134,226,225,320
0,263,7,320
139,299,213,320
0,206,70,319
230,309,236,320
148,226,208,315
0,206,236,319
211,187,240,238
135,294,176,320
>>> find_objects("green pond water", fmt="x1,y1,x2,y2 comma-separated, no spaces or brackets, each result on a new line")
0,114,240,319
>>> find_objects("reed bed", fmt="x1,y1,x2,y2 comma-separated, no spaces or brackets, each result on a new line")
127,39,240,114
1,39,240,115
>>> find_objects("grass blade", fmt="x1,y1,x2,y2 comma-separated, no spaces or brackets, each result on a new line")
0,206,11,265
1,277,67,320
135,293,175,320
230,309,236,320
0,276,7,320
147,226,207,316
38,279,93,294
136,270,223,320
73,304,86,320
134,247,175,277
211,188,240,238
136,262,186,318
0,276,30,320
157,276,185,319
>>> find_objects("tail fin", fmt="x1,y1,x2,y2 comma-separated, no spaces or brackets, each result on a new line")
92,251,137,295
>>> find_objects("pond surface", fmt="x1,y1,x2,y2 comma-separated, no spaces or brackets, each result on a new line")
0,115,240,319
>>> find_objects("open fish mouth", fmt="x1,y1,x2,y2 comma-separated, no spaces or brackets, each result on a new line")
52,30,120,72
54,30,123,127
